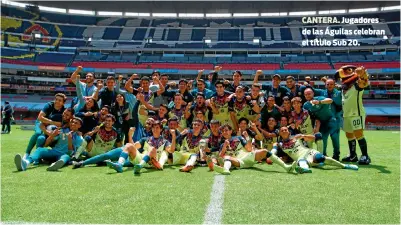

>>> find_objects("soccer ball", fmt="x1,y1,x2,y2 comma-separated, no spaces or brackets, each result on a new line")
46,125,58,133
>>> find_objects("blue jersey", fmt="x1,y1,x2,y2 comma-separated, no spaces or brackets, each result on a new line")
52,127,83,154
303,96,333,121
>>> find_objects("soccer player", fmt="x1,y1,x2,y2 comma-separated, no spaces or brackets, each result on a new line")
69,66,98,108
237,117,264,145
336,66,371,164
275,126,358,174
177,119,207,172
224,70,249,92
212,124,294,175
205,120,223,171
248,83,265,123
162,79,194,106
228,86,256,130
184,93,212,125
107,120,174,174
260,95,282,129
14,117,84,172
209,80,233,126
93,76,118,108
303,88,340,160
24,93,67,159
72,114,122,161
260,117,279,151
253,72,290,106
191,79,214,99
289,97,314,148
285,76,307,102
168,93,187,131
72,118,154,169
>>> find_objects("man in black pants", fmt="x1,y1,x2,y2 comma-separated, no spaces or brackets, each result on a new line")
2,101,13,134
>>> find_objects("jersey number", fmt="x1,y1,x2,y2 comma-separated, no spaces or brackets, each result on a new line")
352,119,361,126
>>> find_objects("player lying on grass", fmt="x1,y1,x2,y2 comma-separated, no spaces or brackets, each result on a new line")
15,117,84,172
212,124,295,175
274,126,358,174
71,114,122,160
107,120,175,174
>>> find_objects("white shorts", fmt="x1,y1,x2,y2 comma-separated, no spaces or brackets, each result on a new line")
236,150,256,169
343,116,365,133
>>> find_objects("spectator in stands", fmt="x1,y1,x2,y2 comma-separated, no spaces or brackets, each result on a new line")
190,79,214,99
253,71,290,106
285,76,307,102
1,101,13,134
94,76,117,108
224,70,249,93
23,93,67,159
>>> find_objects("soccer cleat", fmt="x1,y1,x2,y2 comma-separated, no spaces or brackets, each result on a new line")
341,155,358,163
295,166,312,174
72,161,83,169
344,164,359,170
213,164,230,175
133,164,143,174
23,153,29,160
150,158,163,170
47,160,64,171
106,161,123,173
14,154,27,171
179,165,194,172
358,155,371,165
332,155,340,161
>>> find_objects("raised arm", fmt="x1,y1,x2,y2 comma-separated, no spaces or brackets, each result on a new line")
69,66,83,85
253,70,263,85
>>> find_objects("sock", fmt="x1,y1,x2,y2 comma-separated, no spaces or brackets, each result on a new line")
357,137,368,157
73,140,88,158
223,159,232,171
159,152,168,167
118,152,129,165
186,154,197,166
324,157,345,168
269,154,291,171
139,155,150,166
25,133,41,154
348,138,357,156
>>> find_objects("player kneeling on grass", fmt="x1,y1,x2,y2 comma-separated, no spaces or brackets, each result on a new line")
107,120,175,174
275,126,358,174
213,124,294,175
14,117,84,172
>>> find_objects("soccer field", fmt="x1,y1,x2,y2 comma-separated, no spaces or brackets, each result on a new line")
1,127,400,224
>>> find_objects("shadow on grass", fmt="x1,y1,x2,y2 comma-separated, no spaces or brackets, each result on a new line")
362,164,391,174
246,166,298,175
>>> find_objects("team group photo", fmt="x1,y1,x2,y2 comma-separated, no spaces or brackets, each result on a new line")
1,0,400,224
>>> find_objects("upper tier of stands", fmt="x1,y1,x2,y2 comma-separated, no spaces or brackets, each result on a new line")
3,5,399,26
1,5,400,47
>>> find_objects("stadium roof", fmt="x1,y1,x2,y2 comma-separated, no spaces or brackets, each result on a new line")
19,1,400,14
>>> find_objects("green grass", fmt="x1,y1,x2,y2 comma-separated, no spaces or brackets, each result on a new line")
1,127,400,224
